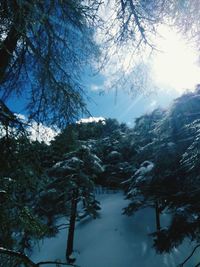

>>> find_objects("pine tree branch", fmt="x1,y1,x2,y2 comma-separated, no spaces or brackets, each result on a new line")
0,247,37,267
0,247,79,267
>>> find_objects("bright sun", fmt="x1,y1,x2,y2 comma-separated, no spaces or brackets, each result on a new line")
152,26,200,92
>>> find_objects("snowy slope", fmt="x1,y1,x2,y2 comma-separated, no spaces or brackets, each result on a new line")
32,191,200,267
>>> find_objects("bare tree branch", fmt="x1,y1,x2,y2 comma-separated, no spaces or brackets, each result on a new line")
37,261,79,267
178,244,200,266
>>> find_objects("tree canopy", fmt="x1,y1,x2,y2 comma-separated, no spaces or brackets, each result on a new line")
2,90,200,265
1,0,200,126
0,0,100,126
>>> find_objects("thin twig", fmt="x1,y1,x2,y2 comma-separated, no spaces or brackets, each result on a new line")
37,261,79,266
178,244,200,266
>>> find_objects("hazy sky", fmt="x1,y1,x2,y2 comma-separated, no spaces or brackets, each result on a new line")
85,26,200,125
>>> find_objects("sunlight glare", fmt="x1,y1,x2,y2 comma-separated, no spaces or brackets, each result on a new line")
152,27,200,92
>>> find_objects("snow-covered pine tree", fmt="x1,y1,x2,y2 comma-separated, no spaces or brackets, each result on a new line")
46,144,104,263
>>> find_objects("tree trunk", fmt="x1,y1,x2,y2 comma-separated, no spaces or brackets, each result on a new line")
155,200,161,231
66,189,78,262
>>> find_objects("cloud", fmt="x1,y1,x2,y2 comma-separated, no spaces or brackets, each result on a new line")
15,114,59,144
77,116,105,124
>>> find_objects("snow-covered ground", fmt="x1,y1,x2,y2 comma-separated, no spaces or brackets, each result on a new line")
32,191,200,267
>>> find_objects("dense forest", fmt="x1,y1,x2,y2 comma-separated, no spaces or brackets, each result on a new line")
1,1,200,266
1,87,200,266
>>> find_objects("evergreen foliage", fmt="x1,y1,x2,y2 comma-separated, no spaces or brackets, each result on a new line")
2,88,200,265
124,86,200,256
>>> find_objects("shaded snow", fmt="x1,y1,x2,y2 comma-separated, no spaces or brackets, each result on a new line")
32,191,200,267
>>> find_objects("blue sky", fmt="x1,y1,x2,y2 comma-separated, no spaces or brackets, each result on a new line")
4,25,200,128
85,86,179,126
6,83,179,127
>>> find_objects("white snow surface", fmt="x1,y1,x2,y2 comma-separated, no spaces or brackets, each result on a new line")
32,191,200,267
